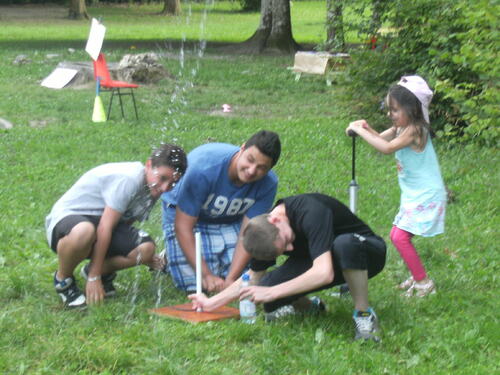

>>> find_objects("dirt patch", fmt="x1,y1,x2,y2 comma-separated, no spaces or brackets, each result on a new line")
0,4,68,20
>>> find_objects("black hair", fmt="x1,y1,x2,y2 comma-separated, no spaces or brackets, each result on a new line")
244,130,281,167
150,143,187,176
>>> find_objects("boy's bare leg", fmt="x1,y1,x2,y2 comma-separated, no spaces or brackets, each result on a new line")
56,222,95,280
342,269,369,311
100,242,158,274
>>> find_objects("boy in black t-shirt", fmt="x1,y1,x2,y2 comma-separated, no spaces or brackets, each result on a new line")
189,193,386,342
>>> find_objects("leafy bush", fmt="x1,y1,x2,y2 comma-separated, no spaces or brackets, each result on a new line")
342,0,499,146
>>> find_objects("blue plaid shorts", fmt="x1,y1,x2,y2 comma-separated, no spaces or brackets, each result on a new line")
163,221,241,292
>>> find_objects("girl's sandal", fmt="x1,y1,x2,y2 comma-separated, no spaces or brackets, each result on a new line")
397,276,414,290
405,279,436,297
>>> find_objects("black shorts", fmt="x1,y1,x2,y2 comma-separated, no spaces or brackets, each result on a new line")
259,233,386,312
51,215,154,257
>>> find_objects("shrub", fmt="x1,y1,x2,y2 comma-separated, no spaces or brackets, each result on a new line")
342,0,499,146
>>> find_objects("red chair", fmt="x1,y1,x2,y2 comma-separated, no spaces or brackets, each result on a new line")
92,53,139,120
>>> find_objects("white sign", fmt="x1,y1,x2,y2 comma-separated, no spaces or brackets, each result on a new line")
41,68,78,89
85,18,106,61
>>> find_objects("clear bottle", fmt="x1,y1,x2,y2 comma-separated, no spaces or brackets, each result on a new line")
239,273,256,324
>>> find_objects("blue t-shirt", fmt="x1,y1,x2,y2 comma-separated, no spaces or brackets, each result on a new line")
161,143,278,224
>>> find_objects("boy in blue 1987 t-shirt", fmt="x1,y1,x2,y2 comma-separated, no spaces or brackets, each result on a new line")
161,130,281,293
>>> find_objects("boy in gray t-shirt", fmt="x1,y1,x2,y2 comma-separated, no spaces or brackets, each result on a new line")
46,144,187,309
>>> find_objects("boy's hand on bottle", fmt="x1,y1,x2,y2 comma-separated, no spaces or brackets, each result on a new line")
239,285,275,304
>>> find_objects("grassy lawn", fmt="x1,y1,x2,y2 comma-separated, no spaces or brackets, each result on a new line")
0,3,498,374
0,2,327,45
0,1,366,47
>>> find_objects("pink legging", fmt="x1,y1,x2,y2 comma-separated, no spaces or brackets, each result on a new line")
390,226,427,281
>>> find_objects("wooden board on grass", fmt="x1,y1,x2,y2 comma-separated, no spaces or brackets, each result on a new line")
150,303,240,323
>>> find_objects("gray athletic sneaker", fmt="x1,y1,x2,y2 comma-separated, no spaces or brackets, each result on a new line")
54,272,86,309
80,264,117,297
265,296,326,322
309,296,326,313
265,305,296,322
353,308,381,342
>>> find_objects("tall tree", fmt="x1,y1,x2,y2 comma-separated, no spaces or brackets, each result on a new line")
68,0,89,20
161,0,181,16
238,0,300,54
325,0,345,51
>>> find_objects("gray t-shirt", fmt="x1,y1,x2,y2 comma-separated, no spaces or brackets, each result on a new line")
45,162,156,248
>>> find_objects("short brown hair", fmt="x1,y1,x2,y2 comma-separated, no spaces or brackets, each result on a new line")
242,214,279,261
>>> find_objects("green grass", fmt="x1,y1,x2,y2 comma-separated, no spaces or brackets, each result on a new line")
0,1,366,47
0,5,499,375
0,2,316,45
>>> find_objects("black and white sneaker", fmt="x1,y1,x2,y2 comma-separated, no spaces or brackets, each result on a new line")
265,305,296,322
353,308,381,342
265,296,326,322
329,283,350,298
339,283,350,297
54,272,86,309
309,296,326,313
80,264,117,298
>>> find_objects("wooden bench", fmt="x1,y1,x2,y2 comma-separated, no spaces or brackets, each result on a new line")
290,51,350,85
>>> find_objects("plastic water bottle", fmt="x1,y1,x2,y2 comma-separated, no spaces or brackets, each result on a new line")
239,273,256,324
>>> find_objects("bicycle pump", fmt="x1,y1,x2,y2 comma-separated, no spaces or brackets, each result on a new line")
347,130,359,214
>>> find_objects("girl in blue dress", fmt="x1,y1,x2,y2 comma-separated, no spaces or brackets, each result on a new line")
346,75,446,297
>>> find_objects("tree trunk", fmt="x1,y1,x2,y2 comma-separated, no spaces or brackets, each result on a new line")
239,0,300,54
161,0,181,16
325,0,345,52
68,0,89,20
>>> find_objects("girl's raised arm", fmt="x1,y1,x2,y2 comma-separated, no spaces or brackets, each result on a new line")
380,126,397,141
347,121,416,154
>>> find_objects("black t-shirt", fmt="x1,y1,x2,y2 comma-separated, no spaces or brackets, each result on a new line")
250,193,375,271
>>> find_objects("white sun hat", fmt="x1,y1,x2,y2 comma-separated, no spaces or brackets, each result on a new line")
397,75,433,123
